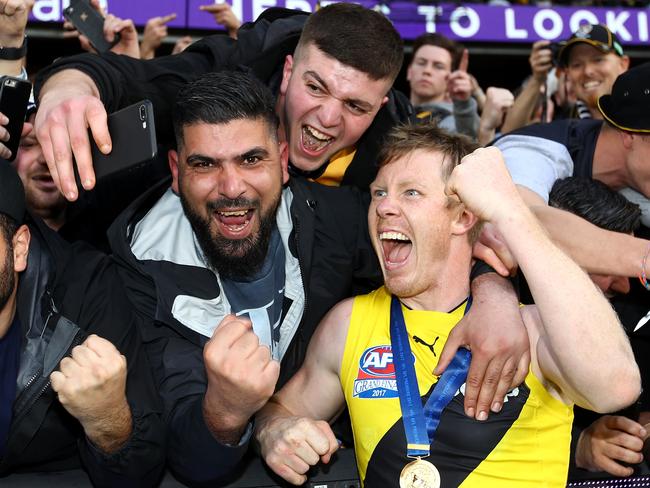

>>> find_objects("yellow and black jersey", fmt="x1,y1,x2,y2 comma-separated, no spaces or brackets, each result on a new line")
340,287,573,487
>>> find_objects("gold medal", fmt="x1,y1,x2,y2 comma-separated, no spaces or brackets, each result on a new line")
399,458,441,488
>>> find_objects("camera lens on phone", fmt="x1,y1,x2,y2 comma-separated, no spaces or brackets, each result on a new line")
139,105,146,121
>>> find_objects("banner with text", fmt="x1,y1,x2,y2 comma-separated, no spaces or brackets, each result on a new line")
29,0,650,44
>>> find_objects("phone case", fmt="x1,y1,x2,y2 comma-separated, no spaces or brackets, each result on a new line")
0,76,32,162
91,100,158,180
63,0,119,53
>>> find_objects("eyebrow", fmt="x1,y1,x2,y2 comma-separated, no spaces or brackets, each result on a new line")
186,146,271,166
304,70,374,111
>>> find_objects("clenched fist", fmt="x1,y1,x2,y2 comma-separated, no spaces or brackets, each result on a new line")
50,334,132,453
203,314,280,444
258,416,339,486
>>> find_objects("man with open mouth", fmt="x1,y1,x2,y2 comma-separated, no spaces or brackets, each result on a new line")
255,125,640,488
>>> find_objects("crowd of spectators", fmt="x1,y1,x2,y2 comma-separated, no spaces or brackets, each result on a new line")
0,0,649,486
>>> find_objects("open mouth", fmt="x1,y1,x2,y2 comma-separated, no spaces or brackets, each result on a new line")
214,208,255,235
301,125,334,154
379,231,413,269
583,80,601,90
32,173,57,190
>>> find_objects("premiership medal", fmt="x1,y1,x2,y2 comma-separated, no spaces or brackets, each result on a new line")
390,295,472,488
399,459,441,488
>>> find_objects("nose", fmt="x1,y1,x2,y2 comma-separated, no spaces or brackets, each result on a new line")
611,276,631,295
217,163,247,200
375,194,400,219
583,61,597,78
317,98,343,128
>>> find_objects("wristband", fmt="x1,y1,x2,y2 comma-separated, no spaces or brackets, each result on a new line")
0,36,27,61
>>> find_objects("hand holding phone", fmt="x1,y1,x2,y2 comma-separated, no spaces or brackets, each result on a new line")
0,75,31,161
63,0,120,53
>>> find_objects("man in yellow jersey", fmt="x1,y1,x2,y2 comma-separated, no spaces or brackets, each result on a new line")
255,125,640,487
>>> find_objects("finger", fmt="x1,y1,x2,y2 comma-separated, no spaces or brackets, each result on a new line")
463,353,488,419
71,343,101,367
489,356,516,413
0,125,8,142
609,416,647,438
598,454,635,478
315,420,340,463
50,370,67,392
274,458,309,486
160,12,177,23
213,314,253,344
473,356,505,421
458,48,469,72
34,118,60,190
229,328,261,358
66,105,95,191
433,325,463,376
513,350,529,388
200,3,229,13
21,121,33,137
57,356,80,377
83,334,120,358
0,143,10,160
49,120,77,200
604,443,644,465
262,358,281,384
472,243,510,277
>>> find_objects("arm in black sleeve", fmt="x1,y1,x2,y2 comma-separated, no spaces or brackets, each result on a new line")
57,243,166,487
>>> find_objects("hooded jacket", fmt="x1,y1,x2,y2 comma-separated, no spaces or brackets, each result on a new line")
106,177,381,484
0,217,165,487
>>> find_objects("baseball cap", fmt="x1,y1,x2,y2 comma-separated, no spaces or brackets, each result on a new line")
558,24,625,67
598,62,650,133
0,162,25,224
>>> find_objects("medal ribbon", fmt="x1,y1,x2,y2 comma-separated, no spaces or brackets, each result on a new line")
390,295,472,458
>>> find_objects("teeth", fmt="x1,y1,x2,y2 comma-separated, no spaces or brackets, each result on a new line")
583,81,600,89
304,125,332,142
218,210,248,216
380,231,410,241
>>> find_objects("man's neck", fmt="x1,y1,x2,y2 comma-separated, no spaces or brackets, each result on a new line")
398,250,472,313
0,290,18,339
593,127,629,190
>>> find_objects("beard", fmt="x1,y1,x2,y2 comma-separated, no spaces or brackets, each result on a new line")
181,193,282,280
0,240,15,312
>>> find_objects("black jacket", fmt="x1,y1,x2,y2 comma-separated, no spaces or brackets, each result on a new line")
0,217,165,487
34,8,413,192
107,177,382,485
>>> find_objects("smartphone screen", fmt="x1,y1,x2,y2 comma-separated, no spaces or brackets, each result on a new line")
0,76,32,162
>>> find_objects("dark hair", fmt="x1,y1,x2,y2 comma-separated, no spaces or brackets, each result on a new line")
295,3,404,83
0,213,18,246
377,123,481,242
411,33,462,71
549,177,641,233
172,71,279,150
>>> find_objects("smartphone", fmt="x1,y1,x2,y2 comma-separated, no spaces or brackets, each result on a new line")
63,0,120,53
0,76,32,162
90,100,158,180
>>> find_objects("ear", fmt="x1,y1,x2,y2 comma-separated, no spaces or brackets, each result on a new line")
620,55,631,72
450,205,478,238
380,96,389,108
406,64,413,82
280,54,294,97
12,224,30,273
621,130,634,150
169,148,180,194
279,141,290,184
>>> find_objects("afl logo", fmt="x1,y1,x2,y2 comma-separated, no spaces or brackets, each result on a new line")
359,346,395,377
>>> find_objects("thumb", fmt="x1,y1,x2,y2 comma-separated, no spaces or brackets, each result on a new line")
434,326,466,375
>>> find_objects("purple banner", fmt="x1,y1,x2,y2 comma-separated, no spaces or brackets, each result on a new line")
29,0,650,44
